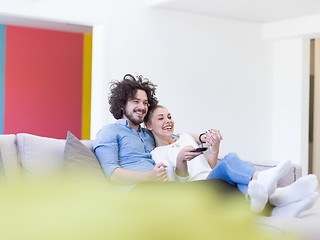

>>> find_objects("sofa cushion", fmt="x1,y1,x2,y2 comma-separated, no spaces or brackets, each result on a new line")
0,134,22,180
255,196,320,240
0,150,6,180
17,133,66,177
64,131,105,178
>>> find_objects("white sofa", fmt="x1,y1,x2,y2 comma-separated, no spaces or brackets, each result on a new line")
0,132,319,239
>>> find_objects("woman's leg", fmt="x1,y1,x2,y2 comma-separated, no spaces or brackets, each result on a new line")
205,153,292,212
255,160,291,195
269,174,318,207
206,152,255,196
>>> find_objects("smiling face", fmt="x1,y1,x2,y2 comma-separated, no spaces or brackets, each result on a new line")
122,89,149,128
146,106,175,143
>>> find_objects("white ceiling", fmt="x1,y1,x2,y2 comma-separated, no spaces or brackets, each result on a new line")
147,0,320,23
0,0,92,33
1,0,320,30
0,14,92,33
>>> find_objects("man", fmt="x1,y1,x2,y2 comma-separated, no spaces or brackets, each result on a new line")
93,74,168,185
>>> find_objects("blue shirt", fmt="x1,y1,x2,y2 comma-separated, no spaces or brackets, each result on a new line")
93,119,156,178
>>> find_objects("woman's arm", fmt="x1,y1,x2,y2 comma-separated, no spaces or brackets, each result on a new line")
189,133,206,145
190,130,223,168
175,146,203,178
205,129,222,168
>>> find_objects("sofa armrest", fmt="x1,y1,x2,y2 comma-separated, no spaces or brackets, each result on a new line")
204,150,302,187
248,160,302,187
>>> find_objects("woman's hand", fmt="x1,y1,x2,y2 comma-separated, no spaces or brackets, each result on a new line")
177,145,203,163
203,129,222,168
175,146,202,178
204,129,222,155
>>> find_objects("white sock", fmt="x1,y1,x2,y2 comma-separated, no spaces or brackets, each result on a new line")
269,174,318,207
271,192,319,217
256,159,291,195
248,180,268,213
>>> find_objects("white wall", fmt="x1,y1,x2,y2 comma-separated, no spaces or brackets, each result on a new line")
105,3,274,162
271,38,309,173
0,0,274,163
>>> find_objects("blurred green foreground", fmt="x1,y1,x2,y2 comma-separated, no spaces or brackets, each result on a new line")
0,176,293,240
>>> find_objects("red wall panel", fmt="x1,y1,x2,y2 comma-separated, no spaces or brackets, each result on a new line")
4,25,83,139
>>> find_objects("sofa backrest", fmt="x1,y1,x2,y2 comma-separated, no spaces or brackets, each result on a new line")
252,160,302,187
0,133,302,186
0,133,95,179
17,133,67,177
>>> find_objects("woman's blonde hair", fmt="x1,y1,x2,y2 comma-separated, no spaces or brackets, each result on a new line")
144,104,165,125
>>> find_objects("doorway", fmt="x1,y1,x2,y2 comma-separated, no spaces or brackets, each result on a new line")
0,16,93,139
309,39,320,177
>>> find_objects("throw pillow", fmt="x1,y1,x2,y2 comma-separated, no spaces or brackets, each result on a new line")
64,131,105,179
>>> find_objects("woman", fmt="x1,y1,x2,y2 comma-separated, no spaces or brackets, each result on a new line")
145,105,318,216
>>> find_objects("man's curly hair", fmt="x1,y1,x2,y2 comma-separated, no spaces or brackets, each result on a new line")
109,74,158,120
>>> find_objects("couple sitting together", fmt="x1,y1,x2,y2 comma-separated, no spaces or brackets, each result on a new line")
93,73,318,217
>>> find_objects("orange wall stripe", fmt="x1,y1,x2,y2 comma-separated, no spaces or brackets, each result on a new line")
82,33,92,140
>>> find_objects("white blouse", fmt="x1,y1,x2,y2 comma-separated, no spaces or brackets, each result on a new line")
151,133,212,181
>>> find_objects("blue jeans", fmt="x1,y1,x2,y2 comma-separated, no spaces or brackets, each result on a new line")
206,152,255,197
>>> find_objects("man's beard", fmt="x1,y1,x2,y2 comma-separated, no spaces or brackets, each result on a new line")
123,109,145,126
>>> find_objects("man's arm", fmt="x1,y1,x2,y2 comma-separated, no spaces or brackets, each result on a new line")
93,125,168,185
94,145,168,185
110,164,168,185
